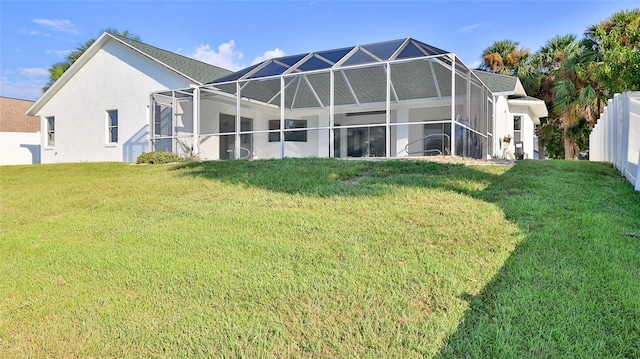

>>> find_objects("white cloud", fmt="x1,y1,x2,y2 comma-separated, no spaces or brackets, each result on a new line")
0,68,49,100
188,40,245,71
45,49,72,57
251,48,286,65
468,60,482,69
20,68,49,77
20,29,50,37
187,41,286,72
32,18,79,35
458,22,492,33
292,1,316,12
0,76,46,101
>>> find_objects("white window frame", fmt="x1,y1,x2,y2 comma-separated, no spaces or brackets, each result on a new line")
106,109,118,145
45,116,55,148
513,115,522,143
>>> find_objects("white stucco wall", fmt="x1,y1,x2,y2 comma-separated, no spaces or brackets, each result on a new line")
196,99,462,159
493,96,510,157
196,99,334,160
0,132,41,165
198,99,284,160
508,104,536,159
405,106,452,156
36,39,193,163
492,96,536,159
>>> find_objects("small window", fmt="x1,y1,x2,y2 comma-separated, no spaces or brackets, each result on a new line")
107,110,118,143
513,116,522,142
269,119,307,142
46,116,55,147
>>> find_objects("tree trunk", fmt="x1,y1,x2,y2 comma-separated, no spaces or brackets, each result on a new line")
563,119,574,160
536,125,546,159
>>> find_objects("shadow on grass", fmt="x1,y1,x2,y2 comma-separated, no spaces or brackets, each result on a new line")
174,157,500,198
436,160,640,357
175,158,640,357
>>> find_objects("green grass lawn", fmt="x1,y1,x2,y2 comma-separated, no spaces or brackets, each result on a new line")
1,158,638,358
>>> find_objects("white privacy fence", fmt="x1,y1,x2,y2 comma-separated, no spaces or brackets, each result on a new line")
589,92,640,191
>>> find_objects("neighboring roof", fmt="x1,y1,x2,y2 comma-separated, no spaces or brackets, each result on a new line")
472,70,526,96
211,38,449,84
0,97,39,132
27,32,232,115
111,34,231,84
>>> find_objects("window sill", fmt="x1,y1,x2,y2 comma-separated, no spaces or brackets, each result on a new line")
105,143,118,148
44,146,55,150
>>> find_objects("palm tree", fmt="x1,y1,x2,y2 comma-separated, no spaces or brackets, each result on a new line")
42,29,140,93
480,39,530,76
530,35,580,102
101,28,140,42
536,35,579,74
551,51,603,159
42,61,71,93
66,39,97,64
528,35,580,158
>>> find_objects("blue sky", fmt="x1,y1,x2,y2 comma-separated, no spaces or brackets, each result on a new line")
1,0,637,101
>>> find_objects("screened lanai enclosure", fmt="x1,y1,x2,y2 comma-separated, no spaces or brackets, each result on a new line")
151,38,493,160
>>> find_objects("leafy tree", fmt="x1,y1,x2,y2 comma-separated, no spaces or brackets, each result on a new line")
42,29,140,92
587,9,640,95
542,11,640,159
480,9,639,159
481,30,611,159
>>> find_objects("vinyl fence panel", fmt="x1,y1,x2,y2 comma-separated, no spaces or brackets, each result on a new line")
589,91,640,191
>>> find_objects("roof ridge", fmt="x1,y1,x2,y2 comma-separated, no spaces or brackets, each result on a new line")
107,33,232,84
108,33,229,72
213,38,449,83
472,69,517,79
473,69,519,94
0,96,35,103
269,37,448,64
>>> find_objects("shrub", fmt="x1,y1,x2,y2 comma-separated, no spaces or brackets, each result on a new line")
136,151,185,164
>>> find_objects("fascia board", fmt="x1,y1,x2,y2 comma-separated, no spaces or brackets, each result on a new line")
508,98,548,124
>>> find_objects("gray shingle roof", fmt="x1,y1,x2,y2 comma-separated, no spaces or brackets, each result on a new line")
472,70,518,93
111,34,232,84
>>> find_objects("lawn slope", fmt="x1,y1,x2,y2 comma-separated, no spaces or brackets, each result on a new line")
1,159,638,358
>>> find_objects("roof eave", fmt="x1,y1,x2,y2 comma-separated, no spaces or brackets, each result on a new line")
27,32,113,116
27,32,207,116
491,91,516,97
508,98,548,124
